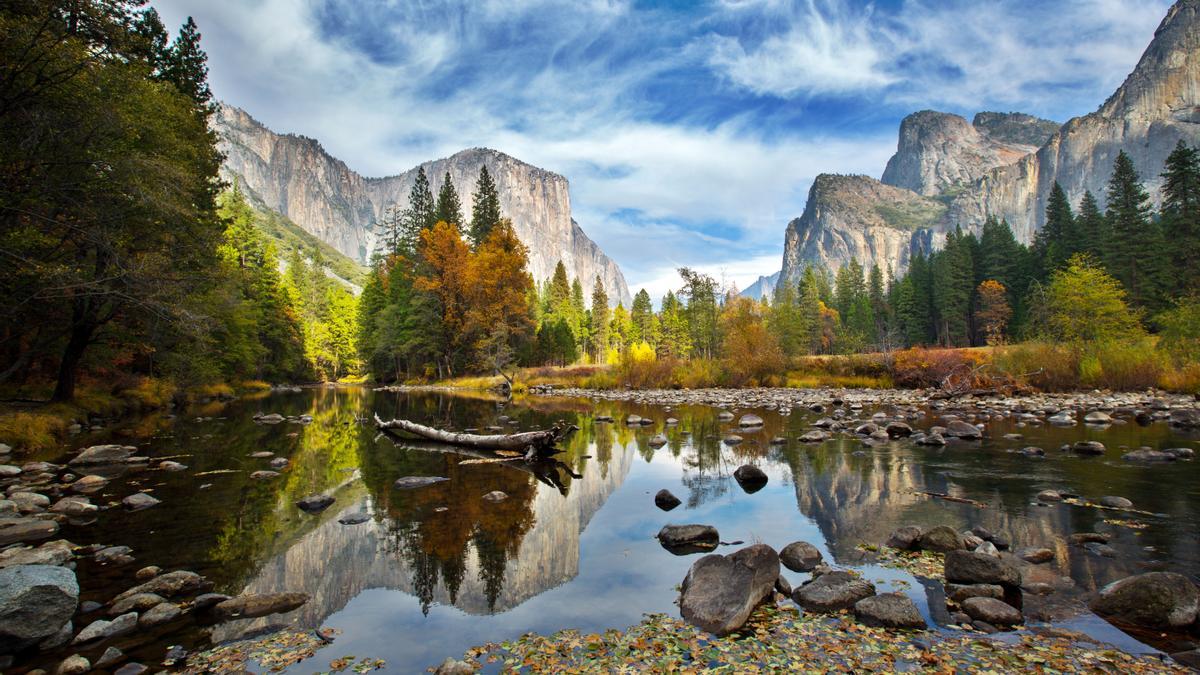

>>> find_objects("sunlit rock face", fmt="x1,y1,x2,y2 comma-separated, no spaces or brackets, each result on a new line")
213,106,631,304
212,438,635,641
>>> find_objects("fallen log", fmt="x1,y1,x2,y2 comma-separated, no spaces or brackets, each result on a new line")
915,490,988,508
373,414,576,458
374,434,583,494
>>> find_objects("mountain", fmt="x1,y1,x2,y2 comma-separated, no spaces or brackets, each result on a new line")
213,105,632,305
780,0,1200,280
740,271,780,300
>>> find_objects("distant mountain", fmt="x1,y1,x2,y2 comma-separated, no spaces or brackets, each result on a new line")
740,271,780,300
780,0,1200,283
212,105,632,305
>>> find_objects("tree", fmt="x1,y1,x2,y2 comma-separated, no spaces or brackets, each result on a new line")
1160,141,1200,295
378,205,405,258
162,16,212,108
769,281,807,357
469,165,502,247
414,221,472,378
678,268,719,359
463,219,534,377
1035,182,1075,276
401,168,436,252
589,277,609,362
932,228,974,346
975,280,1011,346
630,289,654,346
657,290,690,358
719,297,784,386
1105,151,1164,309
1075,191,1107,261
1039,255,1143,343
434,171,463,228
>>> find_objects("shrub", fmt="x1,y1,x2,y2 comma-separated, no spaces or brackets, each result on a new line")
0,412,68,452
1039,255,1144,343
673,359,724,389
1090,340,1164,390
1157,296,1200,365
891,347,986,389
993,343,1079,391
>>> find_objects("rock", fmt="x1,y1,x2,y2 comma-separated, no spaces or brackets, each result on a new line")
212,592,309,621
393,476,449,489
679,544,780,636
885,526,922,551
1071,441,1105,455
1069,532,1110,545
138,602,181,628
854,423,879,436
158,461,187,472
250,451,273,458
95,646,124,669
648,434,668,448
974,541,1000,557
732,465,767,492
1171,650,1200,670
918,525,965,552
69,445,135,466
435,657,476,675
717,411,734,421
56,654,90,675
624,415,642,425
854,593,925,629
1168,409,1200,428
1090,572,1199,630
94,546,133,565
50,497,97,517
1021,446,1045,457
1018,548,1055,564
73,612,136,644
115,663,149,675
338,513,371,525
269,457,289,470
249,470,280,480
885,422,913,438
775,575,792,597
0,517,59,545
254,413,285,424
192,593,231,611
798,430,829,443
737,414,764,428
296,495,334,513
779,541,823,573
70,475,108,493
113,570,206,603
657,524,720,555
723,435,743,446
0,565,78,652
1036,489,1062,502
962,597,1021,626
945,583,1004,603
944,420,982,439
654,489,681,511
793,571,876,613
0,540,75,568
109,593,165,616
1166,447,1195,459
1122,449,1176,462
665,418,678,426
1099,495,1133,509
915,432,946,446
1084,411,1113,424
135,566,161,581
122,492,160,511
482,491,508,503
0,464,20,478
943,550,1019,587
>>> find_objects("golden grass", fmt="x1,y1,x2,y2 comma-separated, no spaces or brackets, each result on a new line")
0,411,69,452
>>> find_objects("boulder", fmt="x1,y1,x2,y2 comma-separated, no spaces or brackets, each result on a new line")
109,593,165,616
73,611,136,644
137,602,181,628
296,495,334,513
885,526,922,551
1036,490,1062,502
1089,572,1199,630
915,432,946,446
943,550,1019,587
1168,409,1200,428
654,489,681,511
393,476,448,489
798,430,829,443
945,583,1004,603
50,497,97,517
1083,411,1112,424
853,593,925,629
0,464,19,478
0,517,59,545
775,575,792,597
648,434,668,449
135,566,161,581
737,414,764,428
158,461,187,472
0,540,75,568
961,597,1022,626
122,493,160,511
94,647,124,669
249,470,280,480
885,422,914,438
779,541,823,573
679,544,780,636
793,571,876,612
918,525,965,552
112,570,206,603
944,421,982,439
212,592,309,621
69,445,134,466
0,565,78,652
70,475,108,493
192,593,231,611
1071,441,1105,455
657,524,720,555
732,465,767,492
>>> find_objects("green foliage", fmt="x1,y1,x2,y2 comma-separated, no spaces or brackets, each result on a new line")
434,171,463,228
1105,151,1165,309
1157,296,1200,364
1038,255,1143,343
469,165,502,247
1160,141,1200,296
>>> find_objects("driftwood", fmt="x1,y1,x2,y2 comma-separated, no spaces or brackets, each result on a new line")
373,414,575,459
916,490,988,508
374,433,582,494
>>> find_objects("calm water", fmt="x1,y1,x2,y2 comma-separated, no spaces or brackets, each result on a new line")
34,387,1200,672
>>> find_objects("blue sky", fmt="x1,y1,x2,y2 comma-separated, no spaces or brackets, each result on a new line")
155,0,1169,298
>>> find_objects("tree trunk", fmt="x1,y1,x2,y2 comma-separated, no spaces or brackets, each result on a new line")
52,313,95,402
374,414,575,457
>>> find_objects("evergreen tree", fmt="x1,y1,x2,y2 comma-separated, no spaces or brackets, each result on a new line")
658,290,691,358
469,165,502,247
1160,141,1200,294
1035,182,1075,276
796,267,824,354
1105,151,1164,309
904,251,935,345
589,276,609,361
434,171,463,227
378,205,404,257
678,268,719,359
162,17,212,108
769,280,807,357
630,289,654,346
402,168,436,251
932,228,974,346
133,7,170,75
571,278,588,355
1075,191,1107,260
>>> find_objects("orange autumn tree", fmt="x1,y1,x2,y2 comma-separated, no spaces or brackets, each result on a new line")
415,221,472,378
464,219,535,379
719,296,785,386
976,279,1012,346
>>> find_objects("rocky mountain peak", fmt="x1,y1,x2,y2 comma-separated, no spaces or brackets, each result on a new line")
1099,0,1200,122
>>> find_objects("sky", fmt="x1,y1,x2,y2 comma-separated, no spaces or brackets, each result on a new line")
154,0,1170,299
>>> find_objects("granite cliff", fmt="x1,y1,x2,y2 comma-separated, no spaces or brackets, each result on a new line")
214,105,632,304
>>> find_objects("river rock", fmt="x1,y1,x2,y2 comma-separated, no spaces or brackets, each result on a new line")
113,570,206,603
69,445,135,466
56,654,90,675
793,571,876,612
1071,441,1105,455
779,541,823,573
9,492,51,513
1099,495,1133,509
192,593,231,611
0,517,58,545
435,658,476,675
854,592,924,629
732,465,767,492
918,525,965,552
1166,447,1195,459
296,495,335,513
338,513,371,525
1018,547,1055,564
137,602,181,628
944,421,982,439
975,541,1000,557
394,476,448,489
0,540,74,568
122,492,160,511
158,461,187,472
212,592,309,621
115,663,149,675
254,413,285,424
944,550,1019,587
1084,411,1113,424
269,457,289,469
723,435,743,446
94,545,133,565
109,593,165,616
624,415,642,425
135,566,161,581
0,464,19,478
1089,572,1199,630
798,430,829,442
482,491,508,503
945,583,1004,602
1122,449,1176,462
885,422,914,438
0,565,78,652
1168,409,1200,428
73,611,136,644
94,646,124,669
737,414,764,428
250,470,280,480
679,544,780,636
962,597,1022,626
775,575,792,597
648,434,668,448
654,489,681,511
915,432,946,446
70,475,109,493
1036,489,1062,502
657,524,720,554
885,525,922,550
717,411,734,421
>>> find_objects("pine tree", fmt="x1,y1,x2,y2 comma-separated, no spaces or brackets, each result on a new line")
630,289,654,346
904,251,935,345
162,17,212,109
434,171,463,228
932,228,974,346
1105,151,1164,309
402,168,436,252
1160,141,1200,295
378,205,404,257
1075,191,1107,260
469,165,502,247
1035,182,1075,276
796,267,824,354
658,290,691,358
133,8,170,75
589,276,609,361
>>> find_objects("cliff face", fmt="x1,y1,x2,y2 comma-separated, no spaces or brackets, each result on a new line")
881,111,1055,197
214,106,632,304
780,175,945,282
